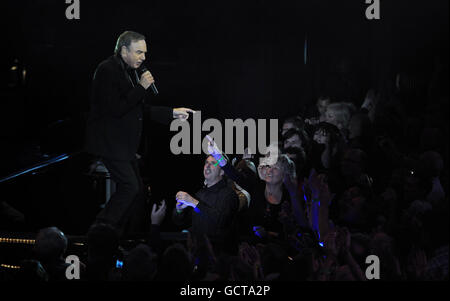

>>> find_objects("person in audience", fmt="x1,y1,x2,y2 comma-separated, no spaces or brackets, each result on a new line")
281,116,304,137
282,127,311,179
6,54,449,282
33,227,70,281
311,122,344,172
324,102,357,141
86,223,121,281
305,95,332,126
207,139,309,244
172,155,240,255
122,243,158,281
156,243,193,281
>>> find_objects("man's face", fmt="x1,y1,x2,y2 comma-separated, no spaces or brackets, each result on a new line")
317,98,330,117
283,134,302,150
282,122,295,137
121,40,147,69
324,109,338,128
283,134,302,161
203,156,223,182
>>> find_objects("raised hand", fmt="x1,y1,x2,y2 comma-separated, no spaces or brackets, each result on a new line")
205,135,221,157
205,135,228,167
361,89,378,113
151,199,167,225
243,147,254,160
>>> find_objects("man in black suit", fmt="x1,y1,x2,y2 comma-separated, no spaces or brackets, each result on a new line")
85,31,194,236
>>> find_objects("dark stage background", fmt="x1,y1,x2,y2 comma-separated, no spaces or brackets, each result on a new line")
1,0,448,234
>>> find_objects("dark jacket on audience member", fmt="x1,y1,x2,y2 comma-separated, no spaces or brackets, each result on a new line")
172,178,239,252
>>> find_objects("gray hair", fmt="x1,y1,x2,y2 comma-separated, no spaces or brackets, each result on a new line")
114,31,146,55
325,102,356,130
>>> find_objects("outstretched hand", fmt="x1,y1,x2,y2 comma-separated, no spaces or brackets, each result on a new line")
176,191,199,208
173,107,196,121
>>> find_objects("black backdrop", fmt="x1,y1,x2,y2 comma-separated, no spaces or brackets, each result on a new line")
1,0,448,233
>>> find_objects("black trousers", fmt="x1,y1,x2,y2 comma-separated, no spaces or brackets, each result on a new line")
95,158,149,236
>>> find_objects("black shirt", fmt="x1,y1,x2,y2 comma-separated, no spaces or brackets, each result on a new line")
172,178,239,246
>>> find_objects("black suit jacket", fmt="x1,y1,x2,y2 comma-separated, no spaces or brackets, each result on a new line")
85,55,173,161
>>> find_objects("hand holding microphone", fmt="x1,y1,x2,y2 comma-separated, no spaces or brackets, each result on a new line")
139,67,158,95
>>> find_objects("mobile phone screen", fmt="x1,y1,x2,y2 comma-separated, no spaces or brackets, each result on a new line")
116,260,123,269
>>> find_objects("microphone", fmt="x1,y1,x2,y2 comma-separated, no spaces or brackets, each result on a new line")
140,67,158,95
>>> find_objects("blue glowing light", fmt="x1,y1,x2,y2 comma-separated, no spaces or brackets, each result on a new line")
116,260,123,268
253,226,263,238
304,34,308,65
0,154,70,184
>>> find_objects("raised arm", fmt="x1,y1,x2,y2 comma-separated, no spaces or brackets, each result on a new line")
205,135,256,192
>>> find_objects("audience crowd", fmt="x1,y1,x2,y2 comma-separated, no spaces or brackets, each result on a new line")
1,62,448,281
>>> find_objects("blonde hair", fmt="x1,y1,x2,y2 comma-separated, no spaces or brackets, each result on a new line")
258,151,297,182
